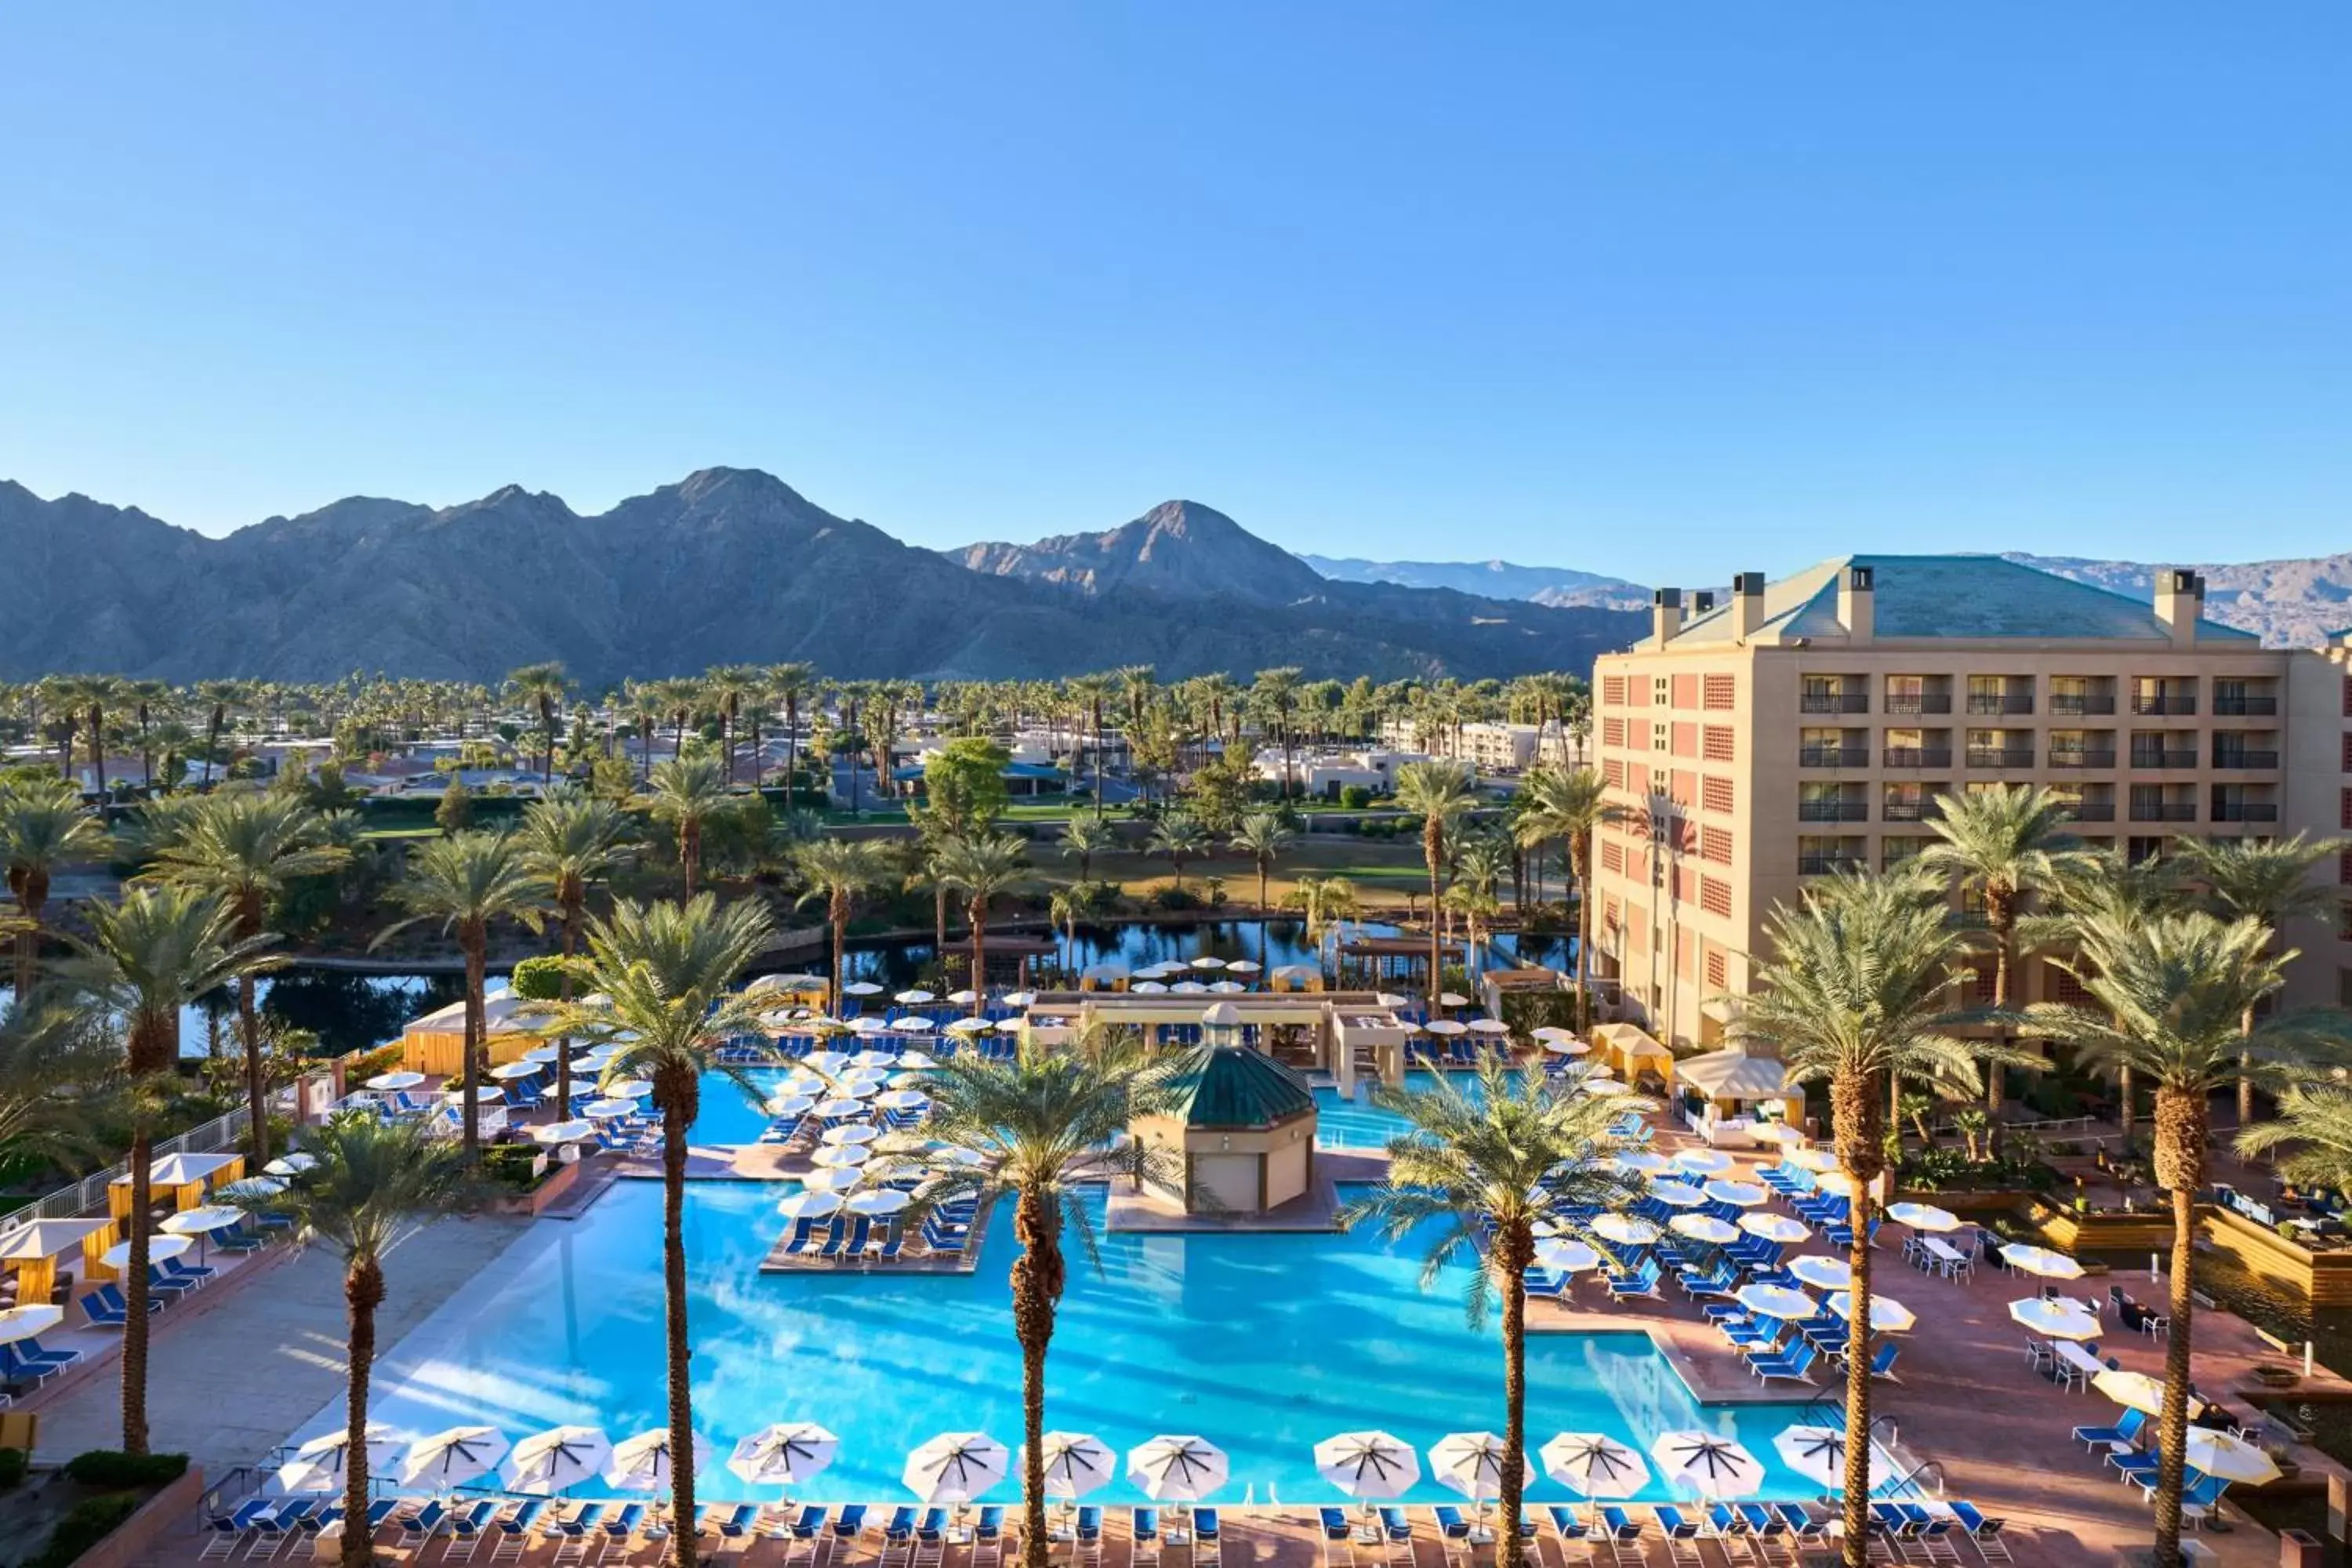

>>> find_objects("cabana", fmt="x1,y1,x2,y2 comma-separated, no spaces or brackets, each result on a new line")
746,973,829,1004
1670,1048,1799,1148
107,1151,245,1218
1077,962,1131,993
0,1218,114,1306
400,989,541,1076
1588,1022,1674,1090
1265,964,1325,994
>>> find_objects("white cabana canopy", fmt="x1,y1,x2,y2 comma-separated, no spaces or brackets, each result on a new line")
1672,1050,1789,1100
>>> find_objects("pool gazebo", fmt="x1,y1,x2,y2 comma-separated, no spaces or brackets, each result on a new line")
1131,1044,1319,1214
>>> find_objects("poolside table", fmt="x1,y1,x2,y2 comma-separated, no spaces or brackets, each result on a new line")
1920,1236,1969,1277
2050,1340,2105,1391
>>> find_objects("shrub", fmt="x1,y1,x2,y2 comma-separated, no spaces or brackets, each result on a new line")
343,1041,405,1084
1338,785,1372,811
509,955,568,1003
1150,886,1203,911
482,1144,545,1190
0,1446,26,1487
29,1494,144,1568
62,1450,189,1487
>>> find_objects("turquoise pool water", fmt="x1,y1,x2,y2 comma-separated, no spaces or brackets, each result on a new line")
1312,1071,1500,1150
687,1069,793,1147
319,1180,1820,1504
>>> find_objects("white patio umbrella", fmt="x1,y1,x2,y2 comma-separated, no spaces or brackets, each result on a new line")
1535,1240,1602,1273
1467,1019,1512,1036
814,1098,869,1119
1703,1181,1769,1208
1829,1291,1916,1332
905,1432,1010,1502
945,1017,992,1034
1886,1202,1962,1232
1207,982,1246,995
1539,1434,1649,1499
766,1094,818,1119
100,1233,189,1269
948,990,981,1005
811,1144,871,1169
1428,1432,1529,1501
2000,1244,2085,1280
1670,1214,1738,1245
1649,1181,1706,1208
2008,1298,2100,1340
802,1167,866,1193
488,1061,543,1082
844,982,884,996
1438,992,1471,1007
1784,1147,1838,1174
848,1188,913,1217
928,1145,986,1168
1127,1435,1229,1501
1649,1432,1764,1498
2092,1369,2206,1418
1592,1214,1660,1246
279,1425,401,1494
1531,1026,1576,1044
822,1123,880,1146
1734,1283,1820,1321
365,1071,426,1091
779,1189,844,1219
502,1426,614,1495
1613,1151,1671,1175
1738,1214,1810,1244
1671,1149,1734,1176
897,1018,937,1033
877,1090,931,1112
1028,1432,1117,1499
523,1047,564,1063
851,1018,888,1036
1812,1171,1860,1198
531,1120,596,1145
852,1050,898,1068
1171,982,1209,995
583,1098,640,1119
837,1080,880,1100
607,1428,712,1492
445,1086,506,1104
1771,1425,1892,1494
0,1305,64,1345
602,1079,654,1099
1002,991,1038,1006
1314,1431,1421,1500
1541,1037,1592,1056
1225,963,1261,975
895,989,936,1005
1750,1122,1806,1145
401,1426,511,1491
1192,956,1227,971
162,1204,245,1264
1787,1256,1853,1292
1133,982,1171,995
1582,1079,1632,1097
263,1151,318,1176
2184,1429,2282,1485
804,1051,852,1074
993,1018,1025,1032
1422,1019,1468,1037
728,1423,840,1489
898,1051,938,1069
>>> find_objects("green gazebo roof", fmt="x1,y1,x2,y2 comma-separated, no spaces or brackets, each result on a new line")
1158,1046,1317,1129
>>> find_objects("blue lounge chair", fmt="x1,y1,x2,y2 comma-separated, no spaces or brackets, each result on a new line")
1735,1504,1785,1542
974,1506,1004,1546
1073,1506,1102,1544
1704,1504,1748,1541
167,1254,216,1284
198,1499,276,1560
1319,1509,1349,1541
1653,1507,1700,1565
709,1504,760,1541
1133,1507,1162,1559
1432,1507,1470,1541
916,1508,949,1544
1378,1508,1412,1544
1193,1508,1220,1546
818,1216,850,1257
1867,1341,1902,1381
843,1215,873,1257
492,1501,545,1561
2108,1447,2161,1483
1597,1506,1646,1546
1946,1502,2010,1563
1749,1340,1818,1384
394,1500,449,1551
250,1501,318,1555
829,1504,869,1544
1548,1506,1588,1544
1774,1504,1827,1544
2073,1407,2147,1451
601,1503,647,1542
782,1218,818,1254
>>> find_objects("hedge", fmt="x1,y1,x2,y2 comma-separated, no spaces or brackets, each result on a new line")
28,1493,145,1568
62,1450,190,1488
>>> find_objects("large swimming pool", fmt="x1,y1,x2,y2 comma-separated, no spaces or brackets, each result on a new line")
314,1179,1821,1504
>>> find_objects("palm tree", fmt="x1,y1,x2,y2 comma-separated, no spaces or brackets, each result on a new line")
2022,851,2181,1135
1047,888,1083,971
243,1115,474,1568
1339,1062,1640,1568
506,662,569,784
2026,912,2352,1568
517,793,632,1120
1065,673,1116,818
770,663,818,804
65,884,279,1453
1920,784,2089,1116
0,1000,119,1178
1229,812,1295,923
933,833,1029,1009
791,838,897,1016
2240,1086,2352,1192
526,895,774,1568
879,1029,1178,1568
377,832,548,1161
194,678,248,789
1060,815,1116,884
1511,767,1626,1029
147,793,348,1162
1393,760,1478,1006
643,755,729,896
1147,813,1210,896
1729,868,1987,1567
2172,833,2344,1127
1251,667,1302,797
1,775,108,998
124,678,172,789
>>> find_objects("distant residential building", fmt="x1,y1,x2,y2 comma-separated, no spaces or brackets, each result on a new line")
1587,556,2351,1048
1250,747,1421,798
1377,718,1571,774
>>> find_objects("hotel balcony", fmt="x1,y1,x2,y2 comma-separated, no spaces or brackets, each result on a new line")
2049,693,2118,717
2212,749,2280,770
1797,800,1869,823
1798,854,1866,876
1880,798,1945,822
1965,746,2034,768
2212,800,2281,822
2212,694,2278,717
2132,694,2198,717
1799,692,1871,714
2129,747,2198,769
1965,693,2035,716
1798,745,1871,768
2059,802,2118,822
2129,802,2198,822
1882,746,1953,769
2046,749,2117,770
1883,693,1952,715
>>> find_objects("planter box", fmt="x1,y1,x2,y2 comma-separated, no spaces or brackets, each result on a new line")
71,1465,205,1568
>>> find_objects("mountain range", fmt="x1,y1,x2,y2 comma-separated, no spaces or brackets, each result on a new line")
0,472,1646,684
1298,554,1650,611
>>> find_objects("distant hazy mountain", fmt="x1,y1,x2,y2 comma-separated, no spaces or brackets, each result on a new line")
2005,551,2352,647
0,471,1644,684
951,500,1329,606
1301,554,1650,611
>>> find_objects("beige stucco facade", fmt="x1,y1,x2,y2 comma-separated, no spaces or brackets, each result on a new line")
1586,561,2352,1048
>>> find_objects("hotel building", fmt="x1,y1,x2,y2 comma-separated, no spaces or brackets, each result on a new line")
1585,554,2352,1047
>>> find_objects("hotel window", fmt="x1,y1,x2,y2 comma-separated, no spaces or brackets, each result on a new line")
1700,876,1732,918
1701,775,1735,814
1601,840,1624,875
1703,726,1735,762
1602,717,1624,749
1700,824,1733,865
1704,947,1729,989
1703,674,1736,711
1653,677,1671,707
1602,676,1626,707
1653,723,1669,753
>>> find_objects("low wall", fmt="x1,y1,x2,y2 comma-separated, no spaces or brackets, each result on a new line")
2204,1206,2352,1308
72,1464,206,1568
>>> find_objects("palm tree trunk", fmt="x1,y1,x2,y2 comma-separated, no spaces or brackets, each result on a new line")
1497,1221,1532,1568
784,698,800,805
122,1116,154,1454
1839,1185,1875,1568
1986,917,2012,1121
1011,1192,1058,1568
11,915,36,1002
2238,1006,2256,1130
1424,817,1445,1009
969,905,987,1014
2151,1092,2201,1568
557,904,580,1121
343,1258,385,1568
2118,1065,2135,1140
935,885,949,967
239,931,271,1163
462,930,485,1163
662,1099,699,1568
681,823,700,898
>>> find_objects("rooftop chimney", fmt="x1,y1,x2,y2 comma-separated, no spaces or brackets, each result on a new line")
1838,564,1875,643
1651,587,1684,645
2152,568,2202,648
1692,590,1717,615
1730,572,1766,641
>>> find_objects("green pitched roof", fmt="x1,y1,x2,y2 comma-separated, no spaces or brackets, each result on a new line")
1157,1046,1317,1128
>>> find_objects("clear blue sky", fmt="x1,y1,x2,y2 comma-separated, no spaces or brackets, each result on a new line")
5,5,2347,581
